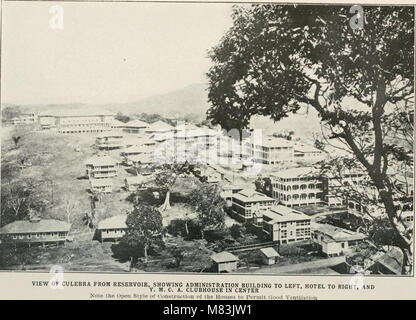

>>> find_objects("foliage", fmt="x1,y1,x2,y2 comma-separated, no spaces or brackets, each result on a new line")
111,204,163,263
207,4,414,273
254,177,273,197
166,218,202,240
188,184,226,237
0,179,47,227
2,106,22,123
230,224,245,239
114,112,131,123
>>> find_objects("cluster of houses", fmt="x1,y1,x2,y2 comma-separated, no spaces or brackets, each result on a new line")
3,110,413,275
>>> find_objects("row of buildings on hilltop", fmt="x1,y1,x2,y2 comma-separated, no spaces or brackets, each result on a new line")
11,109,326,167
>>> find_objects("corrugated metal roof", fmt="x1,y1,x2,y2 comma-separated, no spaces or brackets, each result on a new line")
97,215,128,230
271,167,318,179
210,251,238,263
90,178,113,187
260,247,280,258
233,189,274,203
263,205,311,223
85,155,117,166
124,119,149,128
146,120,174,132
0,219,71,234
313,223,367,242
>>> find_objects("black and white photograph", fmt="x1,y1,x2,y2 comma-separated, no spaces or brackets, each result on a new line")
0,1,414,279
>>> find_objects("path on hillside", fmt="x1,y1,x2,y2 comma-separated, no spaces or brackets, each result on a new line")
238,256,345,274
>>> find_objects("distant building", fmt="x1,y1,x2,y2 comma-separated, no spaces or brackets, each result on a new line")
85,155,118,179
145,120,175,134
262,205,311,243
232,189,275,222
97,215,128,242
0,217,70,247
121,145,155,164
321,170,366,207
250,137,294,164
38,110,115,134
10,113,37,125
220,184,246,202
38,115,56,130
125,175,150,192
260,247,280,265
122,119,149,134
312,223,367,257
294,143,325,162
90,178,113,193
96,132,124,150
110,119,126,129
200,167,223,184
126,153,154,167
270,167,323,207
210,251,239,273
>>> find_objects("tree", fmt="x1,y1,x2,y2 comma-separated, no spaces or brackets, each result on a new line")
230,224,245,239
154,162,195,211
169,246,185,268
188,184,226,239
115,112,131,123
207,5,413,273
0,179,46,227
63,196,78,224
82,211,97,231
112,204,163,265
12,136,21,148
254,176,273,197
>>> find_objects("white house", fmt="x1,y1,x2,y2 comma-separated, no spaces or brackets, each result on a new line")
0,217,70,247
85,154,118,179
90,178,113,193
312,223,367,257
97,215,128,242
262,205,311,243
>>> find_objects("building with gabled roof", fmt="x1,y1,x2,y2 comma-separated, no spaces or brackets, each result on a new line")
232,189,275,222
294,143,326,162
97,215,128,242
260,247,280,265
210,251,239,273
262,205,311,243
126,153,154,166
145,120,175,134
0,218,70,247
90,178,113,193
96,131,125,150
85,154,118,179
123,119,149,134
312,223,367,257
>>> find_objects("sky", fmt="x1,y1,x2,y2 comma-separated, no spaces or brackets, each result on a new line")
1,1,234,105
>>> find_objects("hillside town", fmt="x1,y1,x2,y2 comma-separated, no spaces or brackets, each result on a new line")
0,107,413,275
